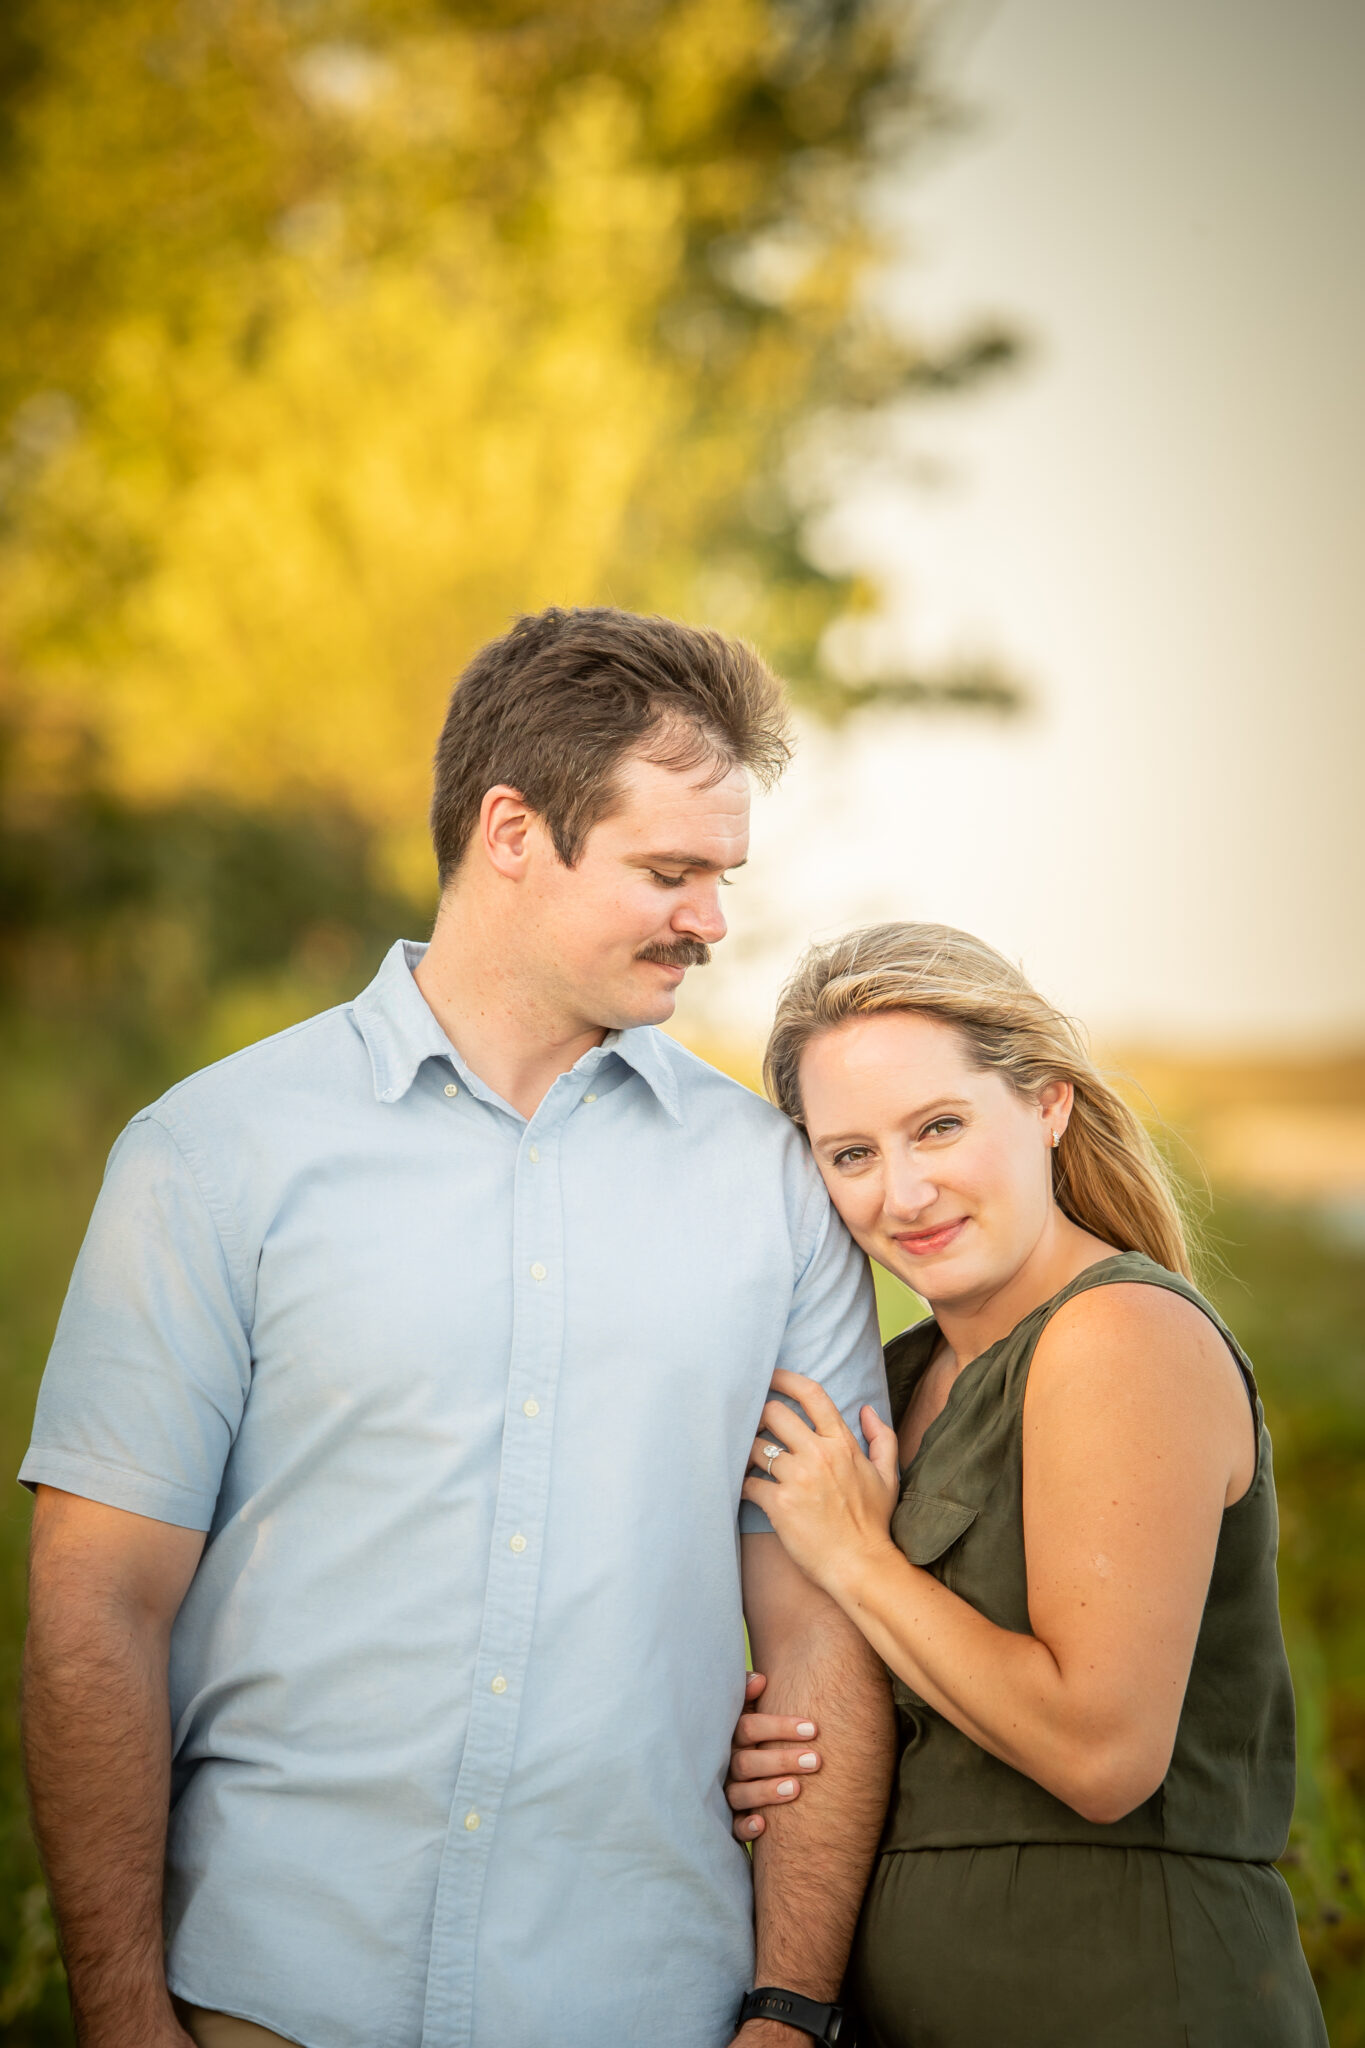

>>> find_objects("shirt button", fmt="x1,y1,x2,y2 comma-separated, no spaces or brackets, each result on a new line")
464,1811,481,1831
582,1092,597,1103
530,1261,547,1281
509,1532,527,1554
444,1082,459,1097
528,1145,540,1163
491,1675,508,1694
522,1398,540,1418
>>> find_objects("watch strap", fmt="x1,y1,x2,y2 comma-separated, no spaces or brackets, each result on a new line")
739,1985,845,2043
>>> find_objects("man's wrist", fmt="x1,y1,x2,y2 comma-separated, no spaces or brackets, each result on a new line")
66,1967,186,2048
739,1982,845,2045
72,2005,192,2048
736,2020,818,2048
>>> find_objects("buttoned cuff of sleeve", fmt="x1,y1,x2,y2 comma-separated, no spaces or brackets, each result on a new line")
18,1447,217,1531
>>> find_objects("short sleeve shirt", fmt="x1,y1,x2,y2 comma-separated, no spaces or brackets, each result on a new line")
21,941,888,2048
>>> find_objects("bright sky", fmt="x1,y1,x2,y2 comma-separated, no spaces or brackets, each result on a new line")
673,0,1365,1054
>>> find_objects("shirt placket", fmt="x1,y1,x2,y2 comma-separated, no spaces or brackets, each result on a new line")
419,1072,578,2047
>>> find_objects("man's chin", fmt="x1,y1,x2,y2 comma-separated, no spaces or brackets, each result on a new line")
613,991,680,1031
597,971,685,1032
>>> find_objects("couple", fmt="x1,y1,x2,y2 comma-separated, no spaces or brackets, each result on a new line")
21,607,1324,2048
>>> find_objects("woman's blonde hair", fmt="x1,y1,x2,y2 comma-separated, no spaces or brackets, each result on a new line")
764,922,1194,1279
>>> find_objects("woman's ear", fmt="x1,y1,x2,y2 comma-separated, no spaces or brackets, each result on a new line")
1037,1077,1074,1141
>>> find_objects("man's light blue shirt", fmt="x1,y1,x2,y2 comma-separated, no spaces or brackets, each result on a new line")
22,940,888,2048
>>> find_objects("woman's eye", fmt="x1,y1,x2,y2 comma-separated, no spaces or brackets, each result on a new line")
921,1117,962,1140
832,1147,873,1169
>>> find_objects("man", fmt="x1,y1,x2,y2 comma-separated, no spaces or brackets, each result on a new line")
21,607,895,2048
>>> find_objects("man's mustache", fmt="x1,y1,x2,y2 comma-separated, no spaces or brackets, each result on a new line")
635,938,712,970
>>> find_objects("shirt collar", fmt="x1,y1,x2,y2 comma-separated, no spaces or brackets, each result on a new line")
352,941,460,1105
352,939,684,1123
601,1023,683,1124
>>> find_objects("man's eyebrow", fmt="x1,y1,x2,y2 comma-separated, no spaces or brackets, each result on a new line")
810,1097,972,1148
635,852,748,872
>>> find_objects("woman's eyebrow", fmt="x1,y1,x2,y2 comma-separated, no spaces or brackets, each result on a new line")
811,1097,973,1148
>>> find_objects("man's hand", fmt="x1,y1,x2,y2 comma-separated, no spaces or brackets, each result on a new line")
24,1486,204,2048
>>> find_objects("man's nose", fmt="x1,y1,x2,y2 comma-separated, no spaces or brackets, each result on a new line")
673,883,727,945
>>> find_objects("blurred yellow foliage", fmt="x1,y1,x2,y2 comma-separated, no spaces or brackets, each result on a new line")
0,0,958,885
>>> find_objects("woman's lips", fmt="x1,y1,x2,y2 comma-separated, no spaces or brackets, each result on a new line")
891,1217,968,1257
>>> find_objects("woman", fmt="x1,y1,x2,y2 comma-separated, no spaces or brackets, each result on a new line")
728,923,1325,2047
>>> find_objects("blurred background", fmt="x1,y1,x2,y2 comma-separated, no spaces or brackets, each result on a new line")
1,0,1361,2039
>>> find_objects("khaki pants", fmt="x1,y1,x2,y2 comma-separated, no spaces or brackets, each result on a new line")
176,2003,299,2048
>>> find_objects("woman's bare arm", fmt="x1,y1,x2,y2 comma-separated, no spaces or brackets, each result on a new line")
740,1285,1254,1823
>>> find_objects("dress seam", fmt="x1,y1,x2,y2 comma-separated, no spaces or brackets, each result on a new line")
874,1842,1288,1865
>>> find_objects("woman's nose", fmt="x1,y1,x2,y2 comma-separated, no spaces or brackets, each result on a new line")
883,1165,940,1221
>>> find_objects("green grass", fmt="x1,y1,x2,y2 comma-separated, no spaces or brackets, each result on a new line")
3,1039,1362,2039
1205,1203,1365,2038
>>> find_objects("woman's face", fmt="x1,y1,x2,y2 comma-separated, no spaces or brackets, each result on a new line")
798,1011,1069,1311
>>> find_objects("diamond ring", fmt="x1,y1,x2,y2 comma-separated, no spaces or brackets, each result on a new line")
763,1442,782,1467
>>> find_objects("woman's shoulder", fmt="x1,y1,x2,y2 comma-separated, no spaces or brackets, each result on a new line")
1040,1253,1235,1352
1029,1256,1254,1424
1045,1269,1222,1349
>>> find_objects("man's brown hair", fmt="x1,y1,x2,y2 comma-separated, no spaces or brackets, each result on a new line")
430,607,792,883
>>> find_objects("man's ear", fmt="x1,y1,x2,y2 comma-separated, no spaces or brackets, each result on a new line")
479,785,536,880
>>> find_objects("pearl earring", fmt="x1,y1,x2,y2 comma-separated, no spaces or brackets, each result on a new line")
1051,1129,1061,1148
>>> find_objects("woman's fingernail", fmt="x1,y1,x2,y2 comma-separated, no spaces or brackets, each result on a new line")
796,1721,816,1738
745,1817,762,1836
798,1752,818,1769
777,1779,796,1796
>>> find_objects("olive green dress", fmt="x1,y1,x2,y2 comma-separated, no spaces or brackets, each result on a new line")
848,1252,1326,2048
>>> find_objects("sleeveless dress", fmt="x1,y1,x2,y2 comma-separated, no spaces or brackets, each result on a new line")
847,1251,1326,2048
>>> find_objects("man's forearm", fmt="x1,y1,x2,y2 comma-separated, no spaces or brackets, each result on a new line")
748,1603,895,2009
23,1599,185,2046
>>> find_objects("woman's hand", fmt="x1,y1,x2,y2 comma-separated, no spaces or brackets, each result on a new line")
726,1672,823,1842
740,1369,901,1596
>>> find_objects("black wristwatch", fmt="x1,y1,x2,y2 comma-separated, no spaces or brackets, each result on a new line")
738,1986,846,2043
